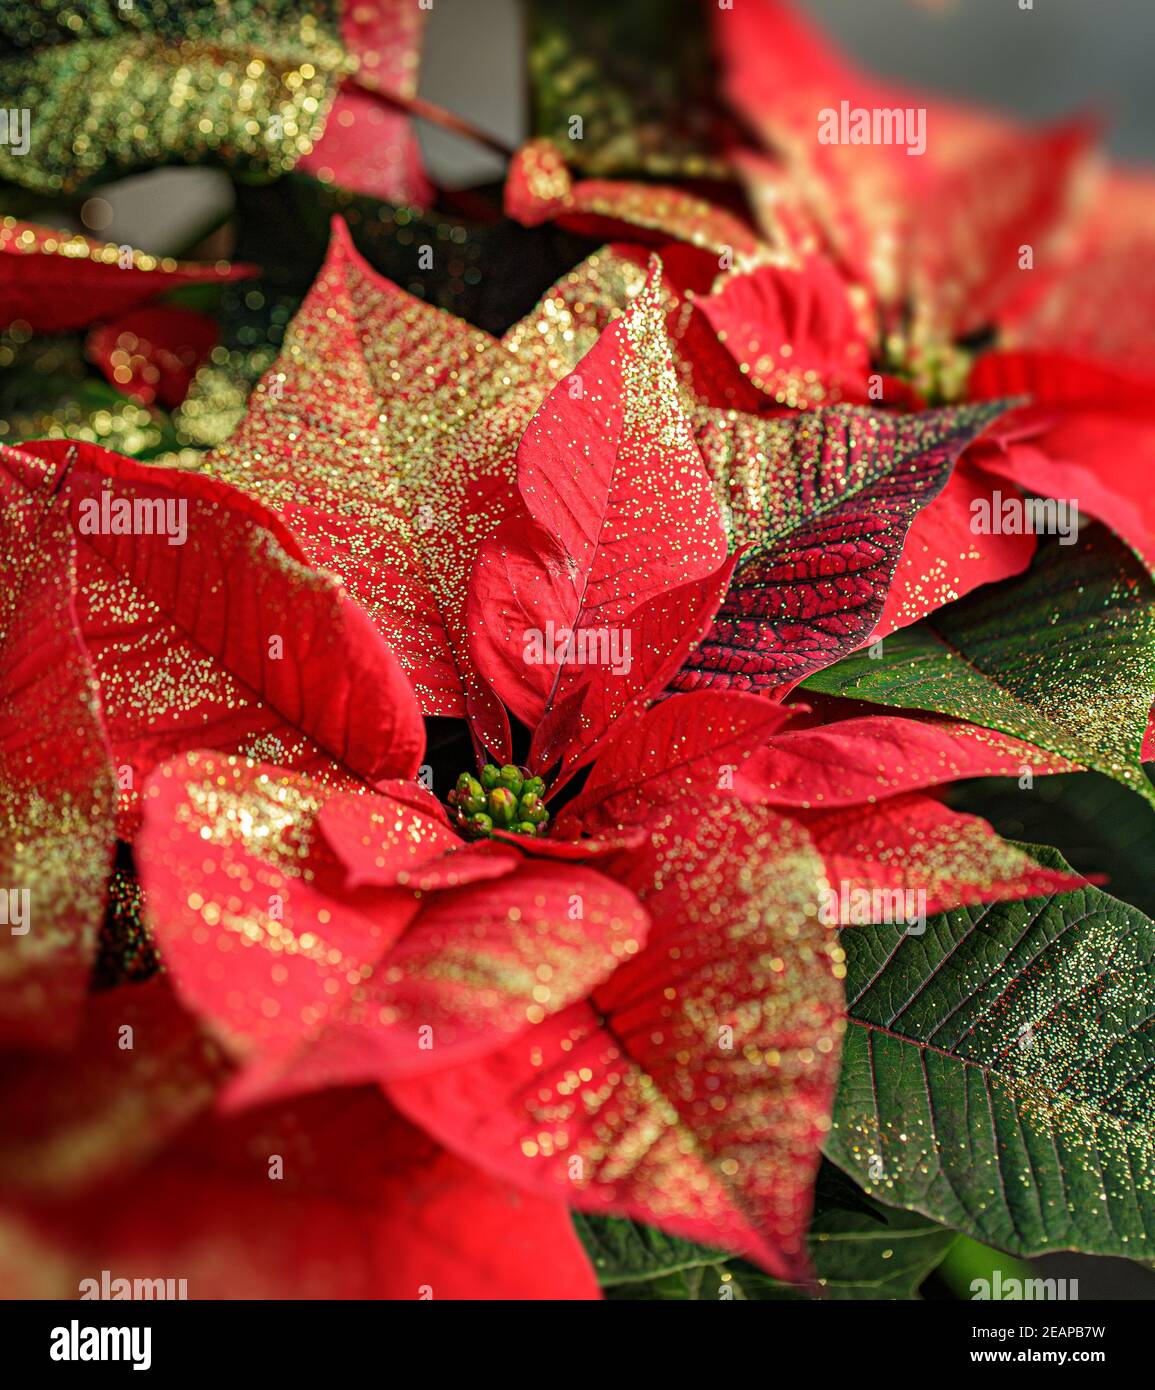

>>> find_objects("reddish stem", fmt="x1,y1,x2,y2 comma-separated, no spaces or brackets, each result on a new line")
350,76,516,162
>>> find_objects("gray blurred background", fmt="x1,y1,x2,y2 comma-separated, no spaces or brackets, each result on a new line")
802,0,1154,162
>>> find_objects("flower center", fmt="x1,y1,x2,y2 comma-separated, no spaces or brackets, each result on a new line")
448,765,550,839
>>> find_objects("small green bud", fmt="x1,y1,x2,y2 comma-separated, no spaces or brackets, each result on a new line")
453,774,484,815
450,765,552,841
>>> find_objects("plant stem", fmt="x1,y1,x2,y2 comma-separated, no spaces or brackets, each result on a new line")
351,77,516,162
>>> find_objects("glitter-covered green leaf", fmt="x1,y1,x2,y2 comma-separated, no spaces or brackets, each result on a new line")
528,0,725,177
805,525,1155,810
574,1214,749,1300
0,0,349,194
828,845,1155,1258
793,1198,956,1301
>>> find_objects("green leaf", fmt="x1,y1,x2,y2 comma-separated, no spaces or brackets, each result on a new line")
575,1165,955,1300
0,0,348,194
574,1215,739,1301
798,1198,957,1301
529,0,724,177
804,525,1155,810
0,342,179,458
828,844,1155,1258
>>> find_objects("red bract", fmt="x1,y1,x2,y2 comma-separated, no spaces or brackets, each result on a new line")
468,260,730,771
506,139,765,265
792,794,1086,917
872,459,1036,641
968,351,1155,416
561,694,1077,825
0,982,596,1300
299,0,431,205
87,305,220,409
0,452,116,1047
967,409,1155,574
137,752,649,1112
204,218,543,755
0,219,254,334
391,798,845,1282
696,257,872,410
553,690,794,834
748,709,1079,808
545,692,1082,914
1,438,424,836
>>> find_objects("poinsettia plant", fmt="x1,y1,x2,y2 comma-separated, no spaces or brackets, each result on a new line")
1,0,1154,1303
